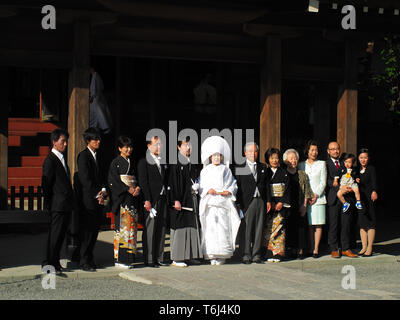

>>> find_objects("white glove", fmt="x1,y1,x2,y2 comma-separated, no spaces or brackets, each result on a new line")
192,183,200,191
149,208,157,219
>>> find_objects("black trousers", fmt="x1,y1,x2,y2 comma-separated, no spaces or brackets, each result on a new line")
240,198,265,260
73,207,103,266
327,201,352,251
142,195,168,264
43,211,71,268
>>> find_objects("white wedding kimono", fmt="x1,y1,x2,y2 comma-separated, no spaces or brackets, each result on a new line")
89,72,113,133
199,163,241,260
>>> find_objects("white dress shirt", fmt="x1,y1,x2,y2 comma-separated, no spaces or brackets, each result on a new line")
150,152,165,195
246,159,260,197
52,148,67,173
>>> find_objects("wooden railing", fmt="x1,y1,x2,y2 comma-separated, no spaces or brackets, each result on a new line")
0,185,48,224
9,186,44,211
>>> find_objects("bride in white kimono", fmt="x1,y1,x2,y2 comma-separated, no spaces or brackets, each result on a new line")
198,136,241,265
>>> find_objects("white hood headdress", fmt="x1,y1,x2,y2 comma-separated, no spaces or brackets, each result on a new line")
200,136,231,167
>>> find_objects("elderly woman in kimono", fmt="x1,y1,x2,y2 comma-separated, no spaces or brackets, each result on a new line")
108,136,140,269
197,136,241,266
264,147,291,262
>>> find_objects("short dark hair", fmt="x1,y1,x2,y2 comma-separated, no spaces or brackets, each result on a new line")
304,140,319,158
358,148,369,157
265,147,281,165
177,136,190,147
117,135,132,149
146,136,158,145
340,152,356,164
83,127,101,144
50,128,69,145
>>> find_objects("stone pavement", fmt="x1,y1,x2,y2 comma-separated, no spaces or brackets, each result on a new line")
1,218,400,300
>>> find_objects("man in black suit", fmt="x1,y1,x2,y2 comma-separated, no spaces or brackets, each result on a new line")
235,142,271,264
138,136,169,268
75,127,108,271
326,141,357,259
42,128,73,274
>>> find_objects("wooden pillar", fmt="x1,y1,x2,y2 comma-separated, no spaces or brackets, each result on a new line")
0,67,9,209
314,84,332,153
260,35,281,163
115,56,122,139
337,40,358,155
67,21,90,177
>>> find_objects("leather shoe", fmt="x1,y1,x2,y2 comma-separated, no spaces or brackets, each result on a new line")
81,264,96,272
157,261,170,267
242,259,251,264
252,257,264,264
341,250,358,258
147,263,160,268
331,251,340,258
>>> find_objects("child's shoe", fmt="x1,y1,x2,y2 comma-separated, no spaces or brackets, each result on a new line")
342,202,350,213
356,201,363,210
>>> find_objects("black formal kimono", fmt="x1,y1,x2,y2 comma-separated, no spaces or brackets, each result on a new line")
168,160,203,262
264,166,291,259
357,165,378,230
108,155,139,265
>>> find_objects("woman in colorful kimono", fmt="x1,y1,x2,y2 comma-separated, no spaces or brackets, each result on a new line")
108,136,141,269
198,136,241,266
264,147,291,262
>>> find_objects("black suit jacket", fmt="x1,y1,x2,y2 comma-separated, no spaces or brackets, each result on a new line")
326,158,343,206
235,161,271,212
42,151,74,212
137,155,168,205
77,147,107,211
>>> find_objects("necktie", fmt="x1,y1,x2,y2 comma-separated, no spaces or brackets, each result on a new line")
335,160,340,169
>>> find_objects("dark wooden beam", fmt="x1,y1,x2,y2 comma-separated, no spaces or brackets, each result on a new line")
260,35,282,162
67,20,90,177
283,64,343,82
0,49,71,68
92,39,263,63
96,0,268,24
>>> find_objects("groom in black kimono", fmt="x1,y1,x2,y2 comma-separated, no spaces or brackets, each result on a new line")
168,137,203,267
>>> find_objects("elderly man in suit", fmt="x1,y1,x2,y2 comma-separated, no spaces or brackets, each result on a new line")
235,142,271,264
42,128,73,274
138,136,169,268
326,141,357,258
75,127,108,271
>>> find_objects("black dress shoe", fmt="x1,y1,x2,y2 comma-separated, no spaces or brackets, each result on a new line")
362,252,373,257
157,261,170,267
147,263,160,268
81,264,96,272
252,258,264,264
312,253,320,259
242,259,251,264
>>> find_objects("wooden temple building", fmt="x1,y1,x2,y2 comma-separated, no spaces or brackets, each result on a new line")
0,0,399,213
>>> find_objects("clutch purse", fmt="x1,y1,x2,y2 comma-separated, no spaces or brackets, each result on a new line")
270,183,285,197
120,174,137,188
